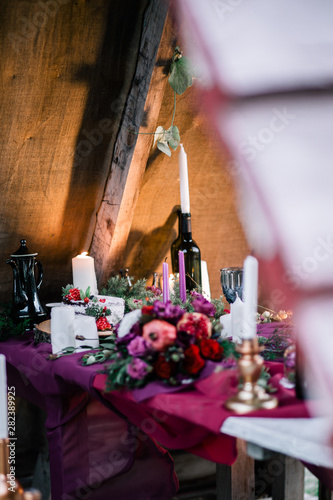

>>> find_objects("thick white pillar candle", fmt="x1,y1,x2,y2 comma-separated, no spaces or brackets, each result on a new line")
72,252,98,295
0,354,8,439
179,144,190,213
242,256,259,339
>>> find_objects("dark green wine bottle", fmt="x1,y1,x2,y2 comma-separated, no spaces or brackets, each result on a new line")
171,211,201,291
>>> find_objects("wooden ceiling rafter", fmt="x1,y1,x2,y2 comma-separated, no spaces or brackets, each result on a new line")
90,0,177,286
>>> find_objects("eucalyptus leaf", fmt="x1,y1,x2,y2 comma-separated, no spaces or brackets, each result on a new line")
153,126,166,147
62,347,75,354
167,125,180,150
168,56,193,95
157,141,171,157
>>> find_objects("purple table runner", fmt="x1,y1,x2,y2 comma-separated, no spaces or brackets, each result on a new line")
0,334,178,500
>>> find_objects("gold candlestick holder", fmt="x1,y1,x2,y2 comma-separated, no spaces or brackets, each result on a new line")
225,337,278,414
0,439,41,500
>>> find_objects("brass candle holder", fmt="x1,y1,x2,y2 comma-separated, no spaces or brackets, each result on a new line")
0,439,40,500
225,337,278,414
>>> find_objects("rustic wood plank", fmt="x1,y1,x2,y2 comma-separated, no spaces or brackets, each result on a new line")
216,439,255,500
271,455,304,500
90,0,176,286
0,0,152,301
319,481,333,500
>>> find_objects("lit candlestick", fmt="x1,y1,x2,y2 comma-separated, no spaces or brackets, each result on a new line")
179,144,190,214
179,250,186,302
242,256,259,339
162,262,170,303
72,252,98,295
0,354,7,439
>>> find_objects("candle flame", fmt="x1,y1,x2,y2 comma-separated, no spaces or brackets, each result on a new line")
79,251,88,257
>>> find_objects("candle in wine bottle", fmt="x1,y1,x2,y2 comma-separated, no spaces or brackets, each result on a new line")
162,262,170,303
179,144,190,214
179,250,186,302
0,354,7,439
72,252,98,295
242,256,259,339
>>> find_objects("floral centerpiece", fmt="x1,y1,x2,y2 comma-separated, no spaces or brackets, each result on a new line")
83,294,235,391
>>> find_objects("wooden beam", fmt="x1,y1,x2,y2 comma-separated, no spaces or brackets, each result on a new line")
90,0,177,286
271,455,304,500
216,439,255,500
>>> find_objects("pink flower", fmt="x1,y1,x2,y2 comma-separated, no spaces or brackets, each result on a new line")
176,312,212,339
142,320,177,351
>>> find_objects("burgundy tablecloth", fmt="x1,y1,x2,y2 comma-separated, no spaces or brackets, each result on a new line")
0,330,313,498
0,333,178,500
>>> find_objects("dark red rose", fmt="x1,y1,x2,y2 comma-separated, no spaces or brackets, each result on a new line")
199,338,224,361
183,345,205,375
154,355,175,379
142,305,154,315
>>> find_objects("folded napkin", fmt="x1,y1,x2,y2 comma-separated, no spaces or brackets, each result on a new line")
74,315,99,350
51,306,75,354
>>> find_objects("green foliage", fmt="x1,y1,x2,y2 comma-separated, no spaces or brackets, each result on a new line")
101,276,155,313
0,303,28,342
153,46,194,156
85,303,111,319
211,296,225,319
168,48,193,95
154,125,180,157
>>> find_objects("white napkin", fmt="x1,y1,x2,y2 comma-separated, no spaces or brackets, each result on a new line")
74,315,99,350
220,313,231,338
51,306,75,354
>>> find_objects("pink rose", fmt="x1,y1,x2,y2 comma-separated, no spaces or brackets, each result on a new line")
142,320,177,351
176,312,212,339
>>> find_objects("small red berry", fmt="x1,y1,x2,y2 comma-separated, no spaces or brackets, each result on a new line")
96,317,111,331
84,297,90,304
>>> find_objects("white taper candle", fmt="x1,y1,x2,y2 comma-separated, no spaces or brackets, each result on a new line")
242,256,259,339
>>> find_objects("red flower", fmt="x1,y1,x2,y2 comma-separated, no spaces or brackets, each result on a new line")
154,355,175,379
183,345,205,375
142,320,177,351
142,305,154,315
199,338,224,361
177,312,212,339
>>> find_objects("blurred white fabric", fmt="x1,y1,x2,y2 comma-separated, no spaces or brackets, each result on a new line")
176,0,333,427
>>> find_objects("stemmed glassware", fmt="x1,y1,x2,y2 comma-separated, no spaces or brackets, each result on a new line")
220,267,243,304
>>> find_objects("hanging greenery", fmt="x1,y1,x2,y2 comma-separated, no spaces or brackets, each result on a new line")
153,46,194,157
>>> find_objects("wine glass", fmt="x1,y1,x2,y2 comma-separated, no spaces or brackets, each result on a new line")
220,267,243,304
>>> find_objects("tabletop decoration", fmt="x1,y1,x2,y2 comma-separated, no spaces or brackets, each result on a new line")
72,252,98,295
102,299,231,391
224,256,278,413
80,292,234,389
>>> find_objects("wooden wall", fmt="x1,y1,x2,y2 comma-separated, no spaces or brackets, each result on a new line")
0,0,248,304
0,0,149,302
123,80,249,299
